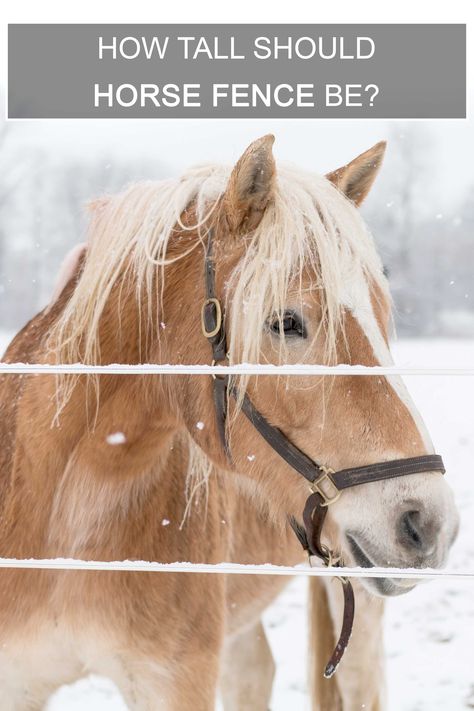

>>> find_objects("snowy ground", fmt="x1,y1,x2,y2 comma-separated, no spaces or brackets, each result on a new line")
1,335,473,710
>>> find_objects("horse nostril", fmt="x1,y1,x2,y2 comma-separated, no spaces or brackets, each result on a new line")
399,510,424,551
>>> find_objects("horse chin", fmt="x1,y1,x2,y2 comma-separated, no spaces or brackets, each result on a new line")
362,576,417,598
345,533,418,598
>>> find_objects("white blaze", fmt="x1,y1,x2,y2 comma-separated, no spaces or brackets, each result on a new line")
344,271,434,453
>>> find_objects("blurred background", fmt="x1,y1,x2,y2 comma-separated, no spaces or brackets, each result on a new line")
0,112,473,339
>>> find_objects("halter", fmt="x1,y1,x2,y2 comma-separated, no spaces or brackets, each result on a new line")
200,228,445,678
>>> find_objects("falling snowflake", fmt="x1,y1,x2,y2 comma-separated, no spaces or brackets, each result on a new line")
106,432,126,445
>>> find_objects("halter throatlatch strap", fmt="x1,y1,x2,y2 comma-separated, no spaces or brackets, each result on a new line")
200,227,446,678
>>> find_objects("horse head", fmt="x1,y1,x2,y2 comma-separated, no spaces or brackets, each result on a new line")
52,135,459,596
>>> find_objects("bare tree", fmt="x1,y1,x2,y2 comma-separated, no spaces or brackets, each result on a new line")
0,146,165,329
364,124,437,335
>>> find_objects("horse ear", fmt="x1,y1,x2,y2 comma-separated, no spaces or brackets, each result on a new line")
326,141,386,206
224,134,276,233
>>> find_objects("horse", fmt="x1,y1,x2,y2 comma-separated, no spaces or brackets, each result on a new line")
0,135,458,710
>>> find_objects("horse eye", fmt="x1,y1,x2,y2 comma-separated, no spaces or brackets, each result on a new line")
269,310,307,338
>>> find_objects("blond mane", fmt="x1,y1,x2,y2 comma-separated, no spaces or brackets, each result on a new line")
49,161,388,375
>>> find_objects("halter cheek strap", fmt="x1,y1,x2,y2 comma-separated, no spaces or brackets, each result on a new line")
200,228,445,678
201,236,229,456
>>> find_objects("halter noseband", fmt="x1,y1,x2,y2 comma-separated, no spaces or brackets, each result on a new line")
200,228,445,677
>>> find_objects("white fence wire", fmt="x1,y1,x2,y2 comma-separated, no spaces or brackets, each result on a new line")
1,362,474,376
0,558,473,581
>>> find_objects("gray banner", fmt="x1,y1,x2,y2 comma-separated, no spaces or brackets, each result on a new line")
8,24,466,119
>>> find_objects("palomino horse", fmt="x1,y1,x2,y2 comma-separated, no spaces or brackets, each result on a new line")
0,136,458,710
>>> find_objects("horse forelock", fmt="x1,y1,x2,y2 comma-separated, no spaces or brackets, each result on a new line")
48,161,389,374
225,166,390,374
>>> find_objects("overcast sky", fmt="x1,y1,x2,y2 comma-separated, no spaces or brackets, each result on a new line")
1,1,472,209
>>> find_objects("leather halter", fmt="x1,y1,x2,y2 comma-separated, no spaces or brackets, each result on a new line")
200,228,445,677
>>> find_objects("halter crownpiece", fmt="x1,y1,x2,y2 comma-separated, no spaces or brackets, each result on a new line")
201,227,445,677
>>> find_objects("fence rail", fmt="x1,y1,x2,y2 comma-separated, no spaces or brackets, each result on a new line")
1,362,474,376
0,558,473,581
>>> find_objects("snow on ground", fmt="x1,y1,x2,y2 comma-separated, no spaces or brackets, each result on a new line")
1,334,473,709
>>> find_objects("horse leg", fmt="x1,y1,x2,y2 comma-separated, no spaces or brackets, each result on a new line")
0,672,77,711
220,619,275,711
0,637,81,711
331,579,385,710
105,648,221,711
0,692,50,711
320,578,386,711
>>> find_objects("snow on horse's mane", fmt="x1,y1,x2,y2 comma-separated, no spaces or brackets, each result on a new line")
48,243,88,309
48,162,388,369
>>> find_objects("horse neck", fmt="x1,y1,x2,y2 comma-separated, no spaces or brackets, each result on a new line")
2,368,188,558
0,292,191,553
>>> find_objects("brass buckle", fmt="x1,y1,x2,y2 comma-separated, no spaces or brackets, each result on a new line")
310,466,341,507
201,298,222,339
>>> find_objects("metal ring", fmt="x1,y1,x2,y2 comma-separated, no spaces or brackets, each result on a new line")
201,298,222,339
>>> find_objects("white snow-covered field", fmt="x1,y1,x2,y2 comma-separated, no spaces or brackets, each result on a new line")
0,334,473,710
